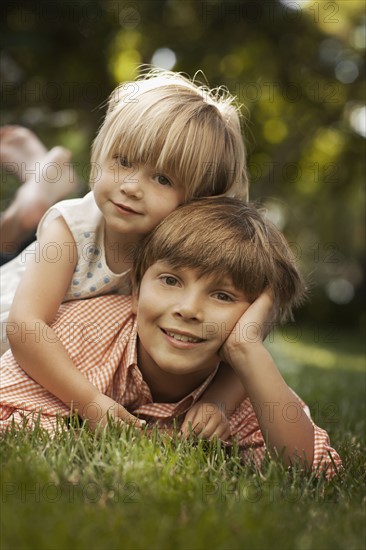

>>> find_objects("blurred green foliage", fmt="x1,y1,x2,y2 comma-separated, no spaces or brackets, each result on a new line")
1,0,365,331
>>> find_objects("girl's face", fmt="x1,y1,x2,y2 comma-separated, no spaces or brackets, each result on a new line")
93,156,184,240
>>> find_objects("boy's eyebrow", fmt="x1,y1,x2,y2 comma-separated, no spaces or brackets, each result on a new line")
209,277,241,291
202,273,250,293
161,265,239,290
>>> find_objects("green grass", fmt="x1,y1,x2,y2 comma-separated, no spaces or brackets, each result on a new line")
1,328,365,550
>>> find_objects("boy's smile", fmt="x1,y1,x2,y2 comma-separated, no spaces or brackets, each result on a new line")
133,262,251,401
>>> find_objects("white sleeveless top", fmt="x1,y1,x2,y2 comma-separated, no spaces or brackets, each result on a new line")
0,192,131,354
37,192,131,300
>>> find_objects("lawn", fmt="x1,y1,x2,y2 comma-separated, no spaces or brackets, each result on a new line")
1,327,365,550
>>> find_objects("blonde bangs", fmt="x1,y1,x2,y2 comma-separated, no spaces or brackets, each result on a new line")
154,112,245,201
91,71,248,199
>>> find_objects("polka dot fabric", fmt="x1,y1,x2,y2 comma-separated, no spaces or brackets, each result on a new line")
0,193,130,355
37,192,132,300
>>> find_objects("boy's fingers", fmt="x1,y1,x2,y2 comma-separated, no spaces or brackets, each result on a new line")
180,407,201,435
202,416,230,440
255,289,275,317
181,418,231,442
200,416,221,438
180,414,192,435
218,424,232,441
207,424,231,442
180,419,204,438
117,407,146,428
233,289,276,342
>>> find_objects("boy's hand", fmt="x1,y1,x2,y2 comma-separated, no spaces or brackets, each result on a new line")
81,393,145,431
180,401,231,442
220,289,275,366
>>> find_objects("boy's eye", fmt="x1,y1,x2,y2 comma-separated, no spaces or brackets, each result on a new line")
214,292,234,302
161,275,179,286
155,174,172,186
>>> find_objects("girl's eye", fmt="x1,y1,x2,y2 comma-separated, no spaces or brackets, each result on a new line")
115,156,132,168
161,276,179,286
214,292,234,302
155,174,172,186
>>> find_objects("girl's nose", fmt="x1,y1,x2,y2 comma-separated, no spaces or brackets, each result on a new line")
120,170,144,199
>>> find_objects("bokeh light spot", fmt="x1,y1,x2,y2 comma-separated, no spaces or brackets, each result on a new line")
326,278,355,304
335,60,359,83
151,48,177,70
263,118,288,144
349,105,366,137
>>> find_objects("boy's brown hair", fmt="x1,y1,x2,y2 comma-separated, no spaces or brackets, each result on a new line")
133,197,306,323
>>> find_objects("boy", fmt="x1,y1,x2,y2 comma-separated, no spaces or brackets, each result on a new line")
0,198,342,477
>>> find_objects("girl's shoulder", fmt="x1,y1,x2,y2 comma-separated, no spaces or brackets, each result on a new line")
36,192,101,239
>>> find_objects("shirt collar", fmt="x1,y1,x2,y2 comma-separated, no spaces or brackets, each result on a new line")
124,319,220,417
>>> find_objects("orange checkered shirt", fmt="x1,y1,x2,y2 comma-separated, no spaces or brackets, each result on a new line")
0,295,342,478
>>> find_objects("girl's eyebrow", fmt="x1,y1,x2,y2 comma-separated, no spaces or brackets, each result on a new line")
155,165,176,181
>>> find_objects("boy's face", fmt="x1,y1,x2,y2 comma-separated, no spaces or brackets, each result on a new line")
133,261,251,379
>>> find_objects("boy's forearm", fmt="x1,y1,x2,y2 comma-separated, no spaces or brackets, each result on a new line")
9,320,101,415
229,344,314,467
197,362,247,415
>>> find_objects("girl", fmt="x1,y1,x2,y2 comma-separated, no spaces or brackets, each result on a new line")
1,68,248,433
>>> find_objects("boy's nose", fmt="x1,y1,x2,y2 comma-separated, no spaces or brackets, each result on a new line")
173,294,204,322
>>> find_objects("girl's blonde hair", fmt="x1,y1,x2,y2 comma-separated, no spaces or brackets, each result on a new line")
91,68,248,201
133,197,307,323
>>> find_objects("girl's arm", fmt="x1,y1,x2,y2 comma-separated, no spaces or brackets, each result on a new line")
7,217,142,428
220,291,314,467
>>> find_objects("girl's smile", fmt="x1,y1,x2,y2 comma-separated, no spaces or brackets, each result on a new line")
111,200,143,216
93,159,184,240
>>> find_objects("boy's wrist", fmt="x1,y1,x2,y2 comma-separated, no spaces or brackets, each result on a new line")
69,388,103,420
221,341,267,376
222,337,265,358
195,396,225,410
